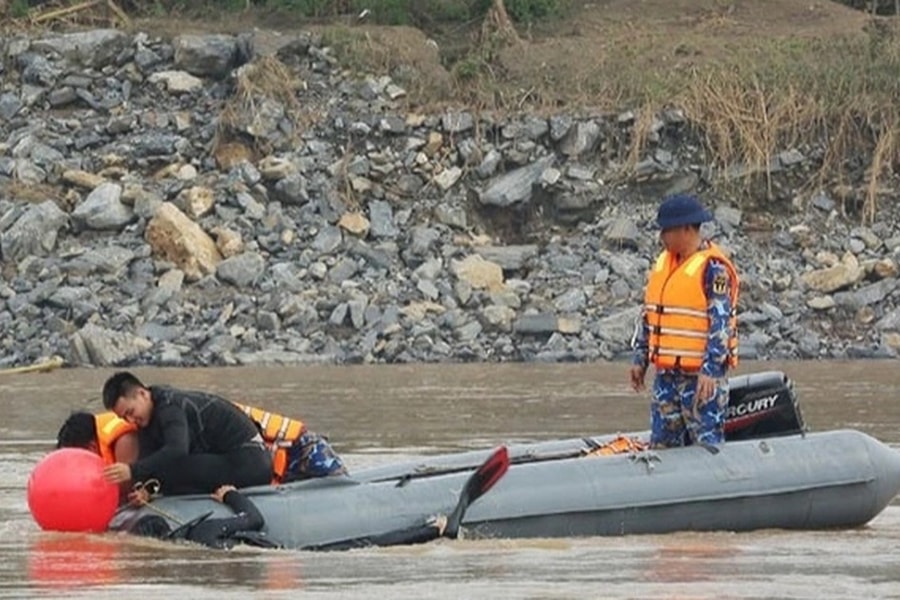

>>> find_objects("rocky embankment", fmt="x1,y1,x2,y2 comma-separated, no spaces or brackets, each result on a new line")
1,28,899,368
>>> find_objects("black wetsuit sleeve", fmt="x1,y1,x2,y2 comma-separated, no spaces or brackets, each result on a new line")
221,490,265,532
185,491,265,548
306,523,442,551
130,402,191,482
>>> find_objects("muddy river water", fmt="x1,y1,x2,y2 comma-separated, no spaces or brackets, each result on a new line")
2,361,899,599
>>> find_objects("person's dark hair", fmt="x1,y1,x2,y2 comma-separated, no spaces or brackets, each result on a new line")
102,371,147,410
132,515,172,538
56,411,97,449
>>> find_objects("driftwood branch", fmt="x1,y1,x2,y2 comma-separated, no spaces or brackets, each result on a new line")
29,0,131,27
0,356,65,376
31,0,103,23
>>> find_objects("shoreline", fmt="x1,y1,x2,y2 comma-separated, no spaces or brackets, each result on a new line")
1,27,898,369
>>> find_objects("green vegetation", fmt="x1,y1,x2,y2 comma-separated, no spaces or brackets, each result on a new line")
8,0,30,18
840,0,900,15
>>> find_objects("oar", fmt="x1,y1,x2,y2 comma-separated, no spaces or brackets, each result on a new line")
444,444,509,539
379,437,599,488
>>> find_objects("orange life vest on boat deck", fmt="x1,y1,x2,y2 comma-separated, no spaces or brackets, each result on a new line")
233,402,306,483
643,243,739,372
585,435,648,457
94,412,137,466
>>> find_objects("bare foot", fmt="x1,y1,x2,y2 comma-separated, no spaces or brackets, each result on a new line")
427,514,448,536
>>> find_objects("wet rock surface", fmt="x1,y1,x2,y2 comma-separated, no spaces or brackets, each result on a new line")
1,29,898,367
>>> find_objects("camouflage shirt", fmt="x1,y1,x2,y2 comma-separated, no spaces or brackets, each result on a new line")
632,257,735,378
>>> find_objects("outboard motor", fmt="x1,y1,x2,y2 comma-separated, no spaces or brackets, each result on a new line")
724,371,806,441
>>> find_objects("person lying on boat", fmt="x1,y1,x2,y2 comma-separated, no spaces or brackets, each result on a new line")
131,484,447,551
56,411,140,495
101,371,273,496
132,484,276,550
231,402,348,484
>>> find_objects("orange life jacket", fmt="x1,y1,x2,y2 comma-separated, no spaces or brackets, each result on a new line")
643,243,739,372
233,402,306,483
94,412,137,466
585,435,648,457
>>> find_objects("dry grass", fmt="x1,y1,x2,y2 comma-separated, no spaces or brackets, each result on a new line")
202,4,900,220
670,33,900,217
1,181,69,206
316,25,454,106
865,126,896,223
215,54,319,156
430,3,900,220
1,0,129,31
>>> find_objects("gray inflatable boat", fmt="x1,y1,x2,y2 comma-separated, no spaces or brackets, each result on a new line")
108,372,900,549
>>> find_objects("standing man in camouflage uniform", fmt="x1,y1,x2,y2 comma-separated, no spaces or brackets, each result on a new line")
630,194,740,448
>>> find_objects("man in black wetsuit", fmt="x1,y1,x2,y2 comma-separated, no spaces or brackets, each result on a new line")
101,371,272,495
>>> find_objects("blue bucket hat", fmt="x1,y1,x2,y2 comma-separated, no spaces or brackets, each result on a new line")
655,194,713,230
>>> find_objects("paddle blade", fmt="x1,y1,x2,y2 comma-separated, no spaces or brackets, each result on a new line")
445,445,510,539
470,445,509,502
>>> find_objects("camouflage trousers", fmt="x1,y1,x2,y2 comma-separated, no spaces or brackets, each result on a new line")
650,371,728,448
283,431,348,482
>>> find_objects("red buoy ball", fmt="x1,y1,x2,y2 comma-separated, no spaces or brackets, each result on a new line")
27,448,119,532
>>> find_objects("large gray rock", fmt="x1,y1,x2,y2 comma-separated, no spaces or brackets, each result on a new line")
0,201,68,262
554,288,587,313
558,120,602,157
130,132,187,158
441,111,474,133
234,349,337,366
312,225,343,254
173,34,239,78
71,183,134,231
479,155,555,207
47,286,93,309
217,252,266,287
269,263,305,293
832,278,898,309
877,307,900,332
407,226,441,259
591,306,643,347
30,29,129,68
475,245,538,270
514,313,559,335
68,324,153,366
0,93,22,121
63,246,135,276
369,200,399,239
604,218,641,250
